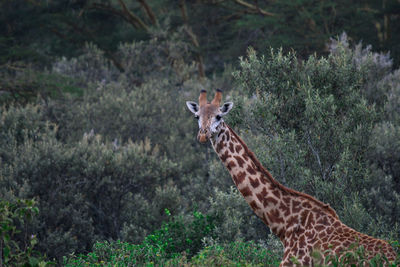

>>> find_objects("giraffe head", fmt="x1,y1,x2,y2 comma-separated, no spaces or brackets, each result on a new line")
186,89,233,143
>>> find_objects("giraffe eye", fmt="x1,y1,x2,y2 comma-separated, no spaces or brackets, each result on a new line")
216,115,221,121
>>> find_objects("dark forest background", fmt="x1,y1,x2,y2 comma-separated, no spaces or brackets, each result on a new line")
1,0,400,266
2,0,400,74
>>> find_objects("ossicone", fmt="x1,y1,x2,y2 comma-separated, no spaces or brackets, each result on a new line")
199,90,207,107
211,89,222,106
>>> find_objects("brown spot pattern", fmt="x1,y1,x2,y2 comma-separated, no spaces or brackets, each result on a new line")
302,201,312,209
251,161,256,170
216,141,224,153
272,190,281,198
303,256,310,265
287,215,298,228
292,200,302,213
268,209,284,224
316,216,330,226
246,165,256,175
236,171,246,184
234,156,246,168
235,145,242,153
300,210,309,225
249,177,260,188
229,142,235,153
333,221,341,228
240,186,252,197
220,151,230,162
279,202,291,217
259,175,267,184
305,213,315,229
227,161,236,170
265,197,278,206
256,187,267,202
249,200,260,210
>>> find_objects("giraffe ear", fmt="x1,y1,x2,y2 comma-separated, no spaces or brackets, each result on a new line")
220,102,233,115
186,101,199,114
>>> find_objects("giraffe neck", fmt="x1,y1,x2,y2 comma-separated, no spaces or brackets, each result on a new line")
211,122,338,242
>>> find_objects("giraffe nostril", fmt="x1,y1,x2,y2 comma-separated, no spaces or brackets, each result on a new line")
200,128,208,134
198,129,209,143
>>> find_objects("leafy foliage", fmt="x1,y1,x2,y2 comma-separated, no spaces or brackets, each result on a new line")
232,37,400,238
1,0,400,73
64,215,281,266
0,198,52,266
64,211,218,266
1,23,400,265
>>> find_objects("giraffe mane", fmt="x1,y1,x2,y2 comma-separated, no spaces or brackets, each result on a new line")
226,125,339,219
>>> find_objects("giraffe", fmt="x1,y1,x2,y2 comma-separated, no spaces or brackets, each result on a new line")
186,89,397,266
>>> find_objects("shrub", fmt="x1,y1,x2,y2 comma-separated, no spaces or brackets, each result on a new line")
232,37,400,238
64,210,217,266
2,29,400,263
1,121,181,260
0,63,83,105
207,187,270,243
189,241,281,267
0,198,52,266
64,240,281,267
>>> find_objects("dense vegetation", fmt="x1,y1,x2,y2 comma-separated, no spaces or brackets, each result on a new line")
1,1,400,266
1,0,400,73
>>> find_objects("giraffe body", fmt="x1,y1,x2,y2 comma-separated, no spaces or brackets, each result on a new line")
186,90,396,266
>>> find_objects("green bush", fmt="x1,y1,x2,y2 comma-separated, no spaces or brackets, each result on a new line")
0,28,216,261
3,132,180,260
190,241,281,266
0,63,83,105
64,210,217,266
0,198,52,266
232,37,400,238
64,240,280,267
2,30,400,264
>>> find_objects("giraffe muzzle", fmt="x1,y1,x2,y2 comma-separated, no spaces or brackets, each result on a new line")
197,129,210,144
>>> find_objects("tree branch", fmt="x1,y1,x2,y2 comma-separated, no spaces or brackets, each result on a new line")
183,26,205,78
116,0,149,31
51,19,126,72
89,3,142,29
234,0,275,16
306,131,325,180
179,0,188,23
137,0,158,26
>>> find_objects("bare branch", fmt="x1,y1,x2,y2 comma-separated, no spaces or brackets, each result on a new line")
117,0,149,31
89,3,142,28
183,26,205,78
51,18,126,72
137,0,158,26
234,0,275,16
306,131,324,180
179,0,188,23
183,26,200,48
